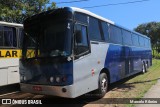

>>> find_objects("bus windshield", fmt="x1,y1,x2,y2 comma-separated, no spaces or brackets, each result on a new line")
22,20,72,59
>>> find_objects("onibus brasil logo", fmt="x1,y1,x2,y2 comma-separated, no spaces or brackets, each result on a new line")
1,99,42,104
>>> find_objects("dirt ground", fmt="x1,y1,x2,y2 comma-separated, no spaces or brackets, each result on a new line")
0,73,143,107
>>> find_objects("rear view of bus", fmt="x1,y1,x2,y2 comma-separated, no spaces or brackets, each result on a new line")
20,7,152,98
0,21,23,87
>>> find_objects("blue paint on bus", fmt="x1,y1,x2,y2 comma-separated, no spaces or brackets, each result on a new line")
21,59,73,86
105,44,152,83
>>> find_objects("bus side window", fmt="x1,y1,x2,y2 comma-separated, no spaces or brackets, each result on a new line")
0,26,3,46
75,12,88,24
88,17,102,41
101,22,109,41
139,36,145,47
122,30,132,46
132,33,139,46
74,24,89,57
110,25,122,44
148,39,151,48
145,38,150,48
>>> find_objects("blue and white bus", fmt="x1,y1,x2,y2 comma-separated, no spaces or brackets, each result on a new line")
20,7,152,98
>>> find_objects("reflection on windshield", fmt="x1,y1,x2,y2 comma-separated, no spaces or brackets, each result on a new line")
23,21,72,59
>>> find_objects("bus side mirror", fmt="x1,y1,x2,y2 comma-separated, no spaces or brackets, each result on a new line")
75,30,82,43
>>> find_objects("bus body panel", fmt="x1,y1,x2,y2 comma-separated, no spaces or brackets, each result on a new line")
0,58,19,68
105,44,152,83
0,52,20,86
105,44,125,83
20,42,110,98
73,42,109,97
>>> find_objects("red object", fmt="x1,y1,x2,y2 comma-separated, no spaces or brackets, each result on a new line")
33,86,42,91
62,76,67,82
91,69,95,76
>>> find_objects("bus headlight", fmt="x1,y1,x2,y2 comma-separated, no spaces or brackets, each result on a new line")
24,76,27,81
20,76,26,81
20,76,23,81
56,77,61,83
50,77,54,82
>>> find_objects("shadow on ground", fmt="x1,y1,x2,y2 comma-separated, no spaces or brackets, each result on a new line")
3,73,160,107
110,72,160,92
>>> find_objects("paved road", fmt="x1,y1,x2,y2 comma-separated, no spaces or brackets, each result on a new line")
136,79,160,107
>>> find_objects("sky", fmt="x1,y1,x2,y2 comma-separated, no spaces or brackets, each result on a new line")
51,0,160,30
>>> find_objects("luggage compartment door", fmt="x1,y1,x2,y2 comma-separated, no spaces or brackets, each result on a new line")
8,66,20,84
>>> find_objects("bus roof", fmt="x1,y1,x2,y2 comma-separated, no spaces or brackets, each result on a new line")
0,21,23,27
71,7,114,25
70,7,150,39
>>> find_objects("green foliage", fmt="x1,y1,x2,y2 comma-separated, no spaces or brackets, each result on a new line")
0,0,56,23
134,22,160,58
0,0,23,23
154,53,160,59
152,49,160,59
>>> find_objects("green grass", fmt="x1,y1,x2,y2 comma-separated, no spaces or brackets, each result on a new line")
103,59,160,107
126,59,160,107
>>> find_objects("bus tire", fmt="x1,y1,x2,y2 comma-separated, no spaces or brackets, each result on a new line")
142,62,146,73
145,62,149,72
95,73,108,98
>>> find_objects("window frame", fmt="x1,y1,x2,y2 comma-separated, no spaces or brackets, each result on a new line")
75,12,88,24
100,21,110,42
109,24,123,44
18,28,24,48
139,36,145,47
88,16,103,41
122,29,132,46
132,33,140,47
74,23,90,59
0,25,18,49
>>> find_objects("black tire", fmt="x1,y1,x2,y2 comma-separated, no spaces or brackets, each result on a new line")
145,62,148,72
142,62,147,73
94,73,108,98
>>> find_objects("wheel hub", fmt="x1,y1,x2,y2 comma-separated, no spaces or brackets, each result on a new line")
101,78,107,92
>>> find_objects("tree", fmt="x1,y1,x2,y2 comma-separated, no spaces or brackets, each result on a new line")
0,0,56,23
0,0,23,23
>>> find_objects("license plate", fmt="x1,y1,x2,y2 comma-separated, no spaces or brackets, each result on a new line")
32,86,42,91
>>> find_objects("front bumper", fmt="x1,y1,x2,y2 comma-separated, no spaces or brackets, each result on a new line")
20,83,75,98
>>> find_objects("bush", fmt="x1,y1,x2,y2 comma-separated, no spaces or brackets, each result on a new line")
152,49,160,59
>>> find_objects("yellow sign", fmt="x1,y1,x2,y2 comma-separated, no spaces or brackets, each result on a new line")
0,49,21,58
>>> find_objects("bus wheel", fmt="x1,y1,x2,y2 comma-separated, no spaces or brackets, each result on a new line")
142,62,146,73
145,62,148,72
95,73,108,98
